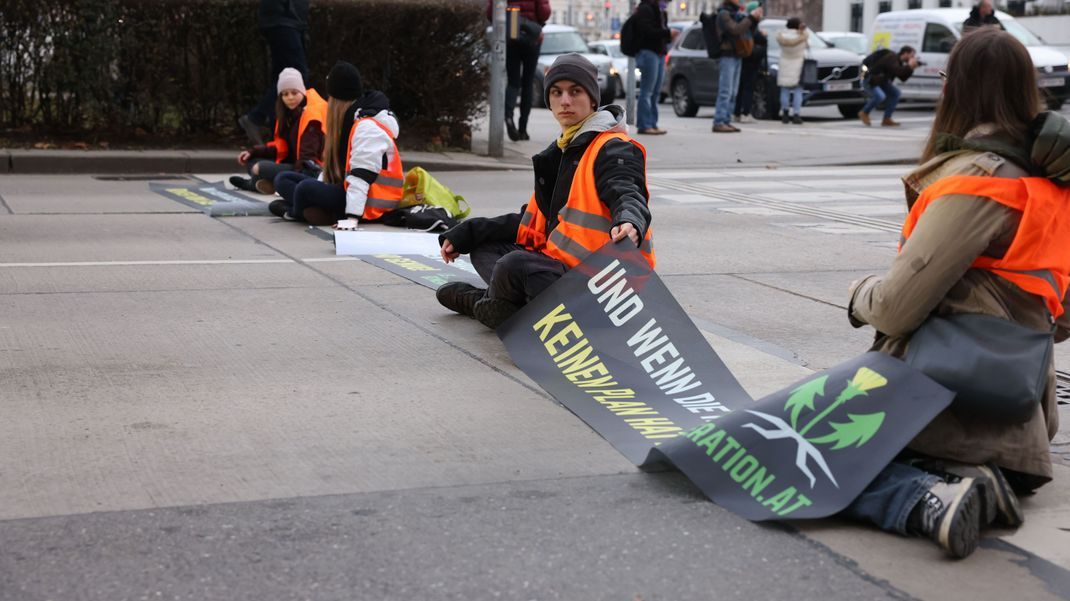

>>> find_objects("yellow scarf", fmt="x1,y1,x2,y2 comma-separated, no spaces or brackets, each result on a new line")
556,114,596,150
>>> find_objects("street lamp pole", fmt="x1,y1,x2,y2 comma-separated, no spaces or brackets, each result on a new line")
625,0,637,126
488,0,507,158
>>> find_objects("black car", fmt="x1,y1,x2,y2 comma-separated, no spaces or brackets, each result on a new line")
664,19,867,119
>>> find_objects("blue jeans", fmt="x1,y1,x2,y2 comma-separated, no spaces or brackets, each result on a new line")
841,460,938,535
779,85,803,116
636,49,665,130
861,80,901,120
714,56,742,126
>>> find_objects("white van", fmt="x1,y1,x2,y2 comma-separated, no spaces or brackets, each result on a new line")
870,9,1070,109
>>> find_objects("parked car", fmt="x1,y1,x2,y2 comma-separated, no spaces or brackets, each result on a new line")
533,25,615,107
663,19,866,119
870,9,1069,109
818,31,868,56
587,39,638,97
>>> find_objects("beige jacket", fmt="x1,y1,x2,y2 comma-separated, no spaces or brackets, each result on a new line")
776,29,809,88
849,126,1070,486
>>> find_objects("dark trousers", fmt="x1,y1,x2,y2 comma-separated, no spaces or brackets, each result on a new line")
248,26,309,126
248,160,293,184
505,39,541,132
274,172,346,221
734,62,760,117
470,242,567,305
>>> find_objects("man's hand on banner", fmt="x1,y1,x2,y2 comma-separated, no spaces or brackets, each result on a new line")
440,239,460,264
611,222,640,247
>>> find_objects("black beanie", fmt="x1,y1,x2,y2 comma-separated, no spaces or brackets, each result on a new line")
326,61,363,101
543,53,600,109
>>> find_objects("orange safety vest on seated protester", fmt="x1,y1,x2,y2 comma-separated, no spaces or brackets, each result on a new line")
343,117,404,221
900,174,1070,317
266,88,328,165
515,132,655,269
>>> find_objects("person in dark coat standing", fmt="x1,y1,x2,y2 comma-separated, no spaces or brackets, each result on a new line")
858,45,917,127
434,55,654,330
963,0,1002,32
239,0,311,146
633,0,672,135
712,0,763,133
489,0,552,141
733,2,767,124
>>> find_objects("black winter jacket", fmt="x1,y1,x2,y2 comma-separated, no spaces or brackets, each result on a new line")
258,0,309,30
634,0,672,56
963,8,1002,31
440,108,652,257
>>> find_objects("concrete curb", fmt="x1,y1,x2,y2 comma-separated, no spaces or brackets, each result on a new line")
4,149,528,175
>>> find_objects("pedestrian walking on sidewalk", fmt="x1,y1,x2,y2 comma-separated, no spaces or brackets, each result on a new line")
842,28,1070,559
633,0,672,135
733,3,766,125
491,0,551,142
712,0,763,133
435,54,654,330
858,46,917,127
271,61,402,227
775,17,808,125
239,0,311,145
230,68,326,195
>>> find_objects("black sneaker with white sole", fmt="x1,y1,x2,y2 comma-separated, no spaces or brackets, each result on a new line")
229,175,256,192
907,477,984,559
913,459,1023,527
269,200,289,218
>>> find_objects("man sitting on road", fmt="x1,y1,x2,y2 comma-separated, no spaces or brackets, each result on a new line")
434,54,655,329
858,46,918,128
964,0,1002,32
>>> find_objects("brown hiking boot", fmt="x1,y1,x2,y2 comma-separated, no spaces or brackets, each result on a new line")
858,111,871,126
435,282,485,318
882,117,901,127
712,123,738,133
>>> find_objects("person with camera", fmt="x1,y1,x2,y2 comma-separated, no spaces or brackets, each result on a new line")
858,45,918,127
712,0,763,133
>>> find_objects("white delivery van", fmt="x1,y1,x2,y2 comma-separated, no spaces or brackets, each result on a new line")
870,9,1070,109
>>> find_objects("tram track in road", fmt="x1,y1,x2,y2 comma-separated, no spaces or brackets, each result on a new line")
650,177,903,234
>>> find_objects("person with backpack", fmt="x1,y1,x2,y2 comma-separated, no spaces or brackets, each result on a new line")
489,0,551,142
842,28,1070,558
733,4,767,124
434,55,654,330
230,68,327,195
775,18,809,125
859,45,918,127
712,0,764,133
631,0,672,135
270,61,403,227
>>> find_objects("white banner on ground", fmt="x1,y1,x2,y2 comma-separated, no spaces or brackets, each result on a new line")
334,230,443,256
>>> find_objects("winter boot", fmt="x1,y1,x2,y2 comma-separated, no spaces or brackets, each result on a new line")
858,111,871,126
229,176,256,192
781,110,790,124
882,117,901,127
268,200,290,218
792,114,803,125
435,282,486,317
506,118,520,142
473,297,521,330
907,477,985,559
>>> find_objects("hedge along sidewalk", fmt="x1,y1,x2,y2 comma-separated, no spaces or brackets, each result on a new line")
0,149,529,175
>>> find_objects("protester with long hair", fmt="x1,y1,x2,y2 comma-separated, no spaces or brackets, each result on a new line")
271,61,400,226
843,27,1070,558
230,68,326,195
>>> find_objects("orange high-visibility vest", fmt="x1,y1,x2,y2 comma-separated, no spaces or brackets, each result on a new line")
343,117,404,221
266,88,327,165
516,131,655,269
901,174,1070,317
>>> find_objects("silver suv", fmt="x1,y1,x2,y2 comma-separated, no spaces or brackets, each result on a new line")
664,19,866,119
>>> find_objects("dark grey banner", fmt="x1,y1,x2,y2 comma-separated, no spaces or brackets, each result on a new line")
498,241,953,520
357,254,485,290
149,182,270,216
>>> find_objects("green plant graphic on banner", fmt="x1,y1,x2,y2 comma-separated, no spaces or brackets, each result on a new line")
743,368,888,488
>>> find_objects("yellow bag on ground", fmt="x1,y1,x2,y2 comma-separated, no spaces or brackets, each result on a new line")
401,167,471,219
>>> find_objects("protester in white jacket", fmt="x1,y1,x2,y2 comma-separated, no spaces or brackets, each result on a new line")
776,19,809,124
270,61,403,227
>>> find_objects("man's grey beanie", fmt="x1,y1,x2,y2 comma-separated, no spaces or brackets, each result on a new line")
543,53,600,108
